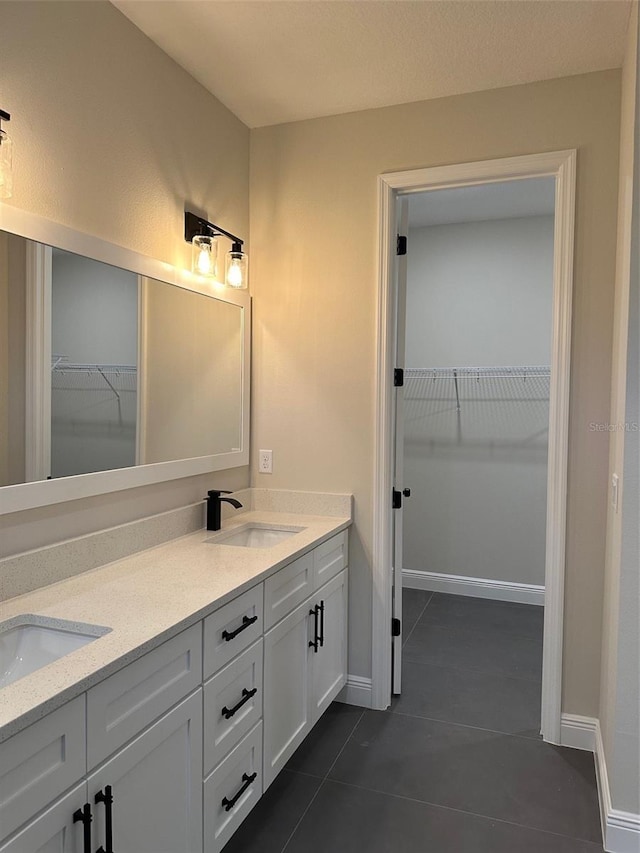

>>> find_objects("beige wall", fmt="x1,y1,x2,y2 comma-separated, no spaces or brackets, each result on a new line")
251,70,621,713
600,0,639,816
0,1,250,557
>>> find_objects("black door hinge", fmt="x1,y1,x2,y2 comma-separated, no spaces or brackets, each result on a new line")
397,234,407,256
392,488,402,509
394,367,404,387
392,618,401,637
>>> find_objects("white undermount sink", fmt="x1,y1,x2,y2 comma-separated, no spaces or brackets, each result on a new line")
0,615,111,689
207,523,306,549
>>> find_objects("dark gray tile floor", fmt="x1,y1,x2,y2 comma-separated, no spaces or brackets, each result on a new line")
223,590,604,852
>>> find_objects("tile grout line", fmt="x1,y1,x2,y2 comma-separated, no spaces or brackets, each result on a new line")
325,777,604,849
402,591,434,647
279,710,366,853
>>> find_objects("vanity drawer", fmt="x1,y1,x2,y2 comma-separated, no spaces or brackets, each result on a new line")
204,638,263,774
264,552,313,628
313,530,348,590
0,696,86,843
87,623,202,769
204,585,263,679
204,722,262,853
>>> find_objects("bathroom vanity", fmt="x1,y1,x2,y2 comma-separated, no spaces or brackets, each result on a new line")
0,509,350,853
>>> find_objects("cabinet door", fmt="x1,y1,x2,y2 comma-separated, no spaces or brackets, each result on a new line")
0,697,86,844
311,569,348,724
263,600,312,790
88,691,202,853
0,783,87,853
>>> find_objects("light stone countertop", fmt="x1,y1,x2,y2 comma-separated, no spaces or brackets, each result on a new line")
0,510,350,743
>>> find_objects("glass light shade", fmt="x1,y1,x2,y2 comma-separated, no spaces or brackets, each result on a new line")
192,235,218,278
225,247,248,289
0,128,13,199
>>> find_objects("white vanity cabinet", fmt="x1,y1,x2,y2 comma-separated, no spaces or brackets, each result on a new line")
88,692,202,853
0,526,349,853
0,626,203,853
263,531,348,789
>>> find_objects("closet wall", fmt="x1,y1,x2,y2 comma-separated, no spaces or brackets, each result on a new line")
403,214,554,588
51,250,138,477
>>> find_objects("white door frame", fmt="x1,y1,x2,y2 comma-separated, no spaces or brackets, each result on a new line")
372,150,577,744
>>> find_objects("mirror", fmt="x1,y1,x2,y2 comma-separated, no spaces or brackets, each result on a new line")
0,212,249,513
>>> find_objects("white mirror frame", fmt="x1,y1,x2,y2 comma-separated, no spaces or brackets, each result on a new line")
0,203,251,515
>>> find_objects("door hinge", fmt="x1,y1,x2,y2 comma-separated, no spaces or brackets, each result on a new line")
392,618,401,637
396,234,407,256
392,488,402,509
394,367,404,387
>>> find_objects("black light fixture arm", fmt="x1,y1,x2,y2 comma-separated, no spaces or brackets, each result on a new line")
0,110,10,130
185,211,244,248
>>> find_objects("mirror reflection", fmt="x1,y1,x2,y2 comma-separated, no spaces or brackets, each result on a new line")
0,233,243,486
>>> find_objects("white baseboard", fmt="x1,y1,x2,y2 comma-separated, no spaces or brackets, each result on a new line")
594,721,640,853
338,675,373,708
560,713,598,751
403,569,545,606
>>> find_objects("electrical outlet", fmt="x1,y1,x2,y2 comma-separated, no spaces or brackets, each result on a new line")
259,449,273,474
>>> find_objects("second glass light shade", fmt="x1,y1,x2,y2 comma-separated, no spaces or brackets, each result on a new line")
225,242,248,289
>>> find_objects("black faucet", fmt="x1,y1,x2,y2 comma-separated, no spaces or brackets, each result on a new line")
206,490,243,531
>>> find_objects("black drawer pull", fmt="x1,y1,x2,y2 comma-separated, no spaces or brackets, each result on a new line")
95,785,114,853
73,803,92,853
318,600,325,647
222,687,258,720
221,772,257,812
222,614,258,642
308,605,320,652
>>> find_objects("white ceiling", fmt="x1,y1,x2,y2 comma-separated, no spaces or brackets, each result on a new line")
112,0,631,128
408,177,556,228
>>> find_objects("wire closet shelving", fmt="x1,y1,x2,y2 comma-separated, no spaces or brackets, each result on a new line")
403,365,551,448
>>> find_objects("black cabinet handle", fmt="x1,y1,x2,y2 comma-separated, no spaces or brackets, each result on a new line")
318,600,325,648
222,614,258,642
221,687,258,720
95,785,114,853
308,605,320,652
221,772,257,812
73,803,92,853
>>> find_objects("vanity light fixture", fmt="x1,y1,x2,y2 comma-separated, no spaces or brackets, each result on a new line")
185,211,248,289
0,110,13,199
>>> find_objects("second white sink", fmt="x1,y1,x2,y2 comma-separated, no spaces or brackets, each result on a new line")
208,523,305,549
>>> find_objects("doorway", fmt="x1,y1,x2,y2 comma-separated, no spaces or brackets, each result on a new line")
372,151,577,744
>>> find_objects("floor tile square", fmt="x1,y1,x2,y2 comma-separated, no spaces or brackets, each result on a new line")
285,701,364,777
403,620,543,681
329,711,602,843
420,593,544,640
393,659,541,737
285,781,604,853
